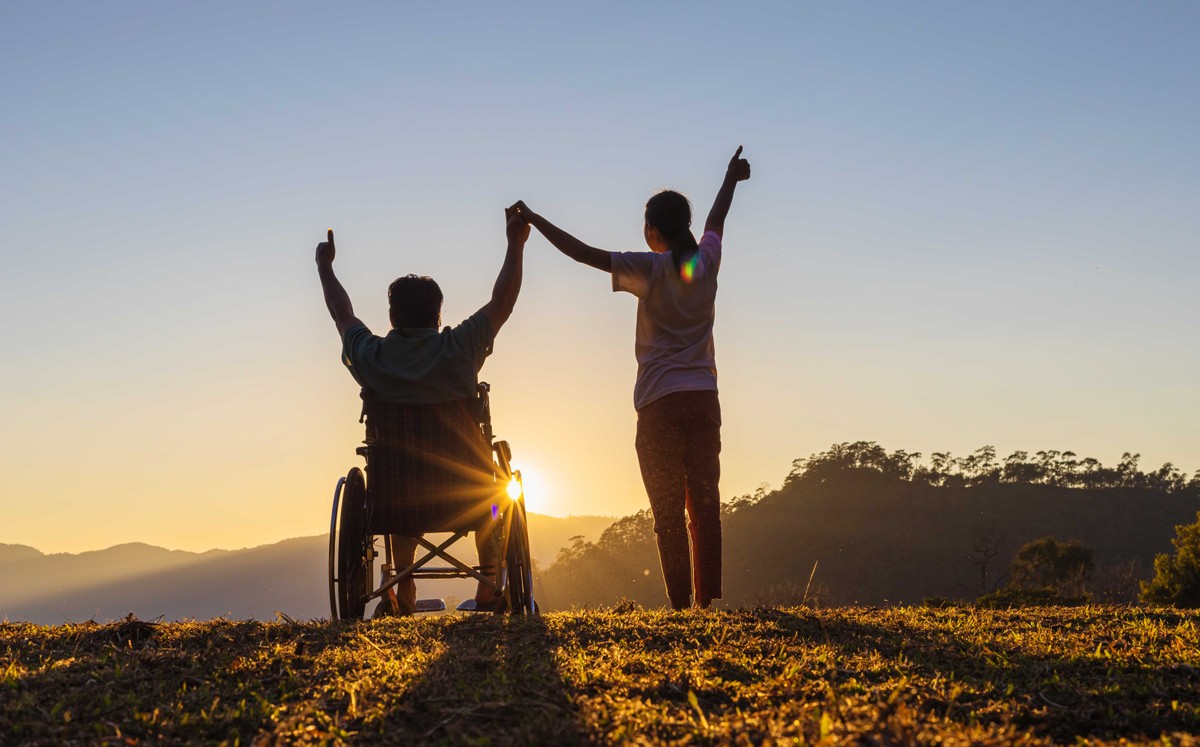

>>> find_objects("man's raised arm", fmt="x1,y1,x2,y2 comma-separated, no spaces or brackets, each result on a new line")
704,146,752,237
315,229,364,337
479,206,529,334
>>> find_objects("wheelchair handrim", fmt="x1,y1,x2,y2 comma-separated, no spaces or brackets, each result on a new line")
328,476,346,619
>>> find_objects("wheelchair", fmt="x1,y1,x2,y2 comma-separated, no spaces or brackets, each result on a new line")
328,382,535,619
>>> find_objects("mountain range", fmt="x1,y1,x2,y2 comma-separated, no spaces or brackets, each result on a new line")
0,513,614,624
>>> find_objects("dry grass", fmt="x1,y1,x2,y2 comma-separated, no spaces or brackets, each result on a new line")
2,607,1199,745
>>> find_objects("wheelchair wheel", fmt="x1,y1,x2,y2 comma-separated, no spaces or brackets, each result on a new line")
504,490,536,615
334,467,371,621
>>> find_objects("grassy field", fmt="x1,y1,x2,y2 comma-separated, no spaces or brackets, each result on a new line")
2,606,1199,745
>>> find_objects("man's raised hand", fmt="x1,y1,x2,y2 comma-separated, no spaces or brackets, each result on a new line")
316,228,336,267
727,146,751,182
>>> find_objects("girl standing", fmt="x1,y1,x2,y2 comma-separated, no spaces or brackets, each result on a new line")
515,147,750,609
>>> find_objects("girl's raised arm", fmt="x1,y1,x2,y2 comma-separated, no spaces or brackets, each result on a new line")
514,200,612,273
704,146,751,237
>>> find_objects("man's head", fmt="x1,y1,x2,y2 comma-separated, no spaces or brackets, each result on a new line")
388,274,443,329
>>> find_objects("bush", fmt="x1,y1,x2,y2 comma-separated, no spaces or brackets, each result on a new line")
1141,511,1200,608
975,536,1095,608
1009,536,1094,597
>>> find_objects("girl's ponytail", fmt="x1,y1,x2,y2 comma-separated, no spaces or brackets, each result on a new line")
645,190,697,274
669,228,699,274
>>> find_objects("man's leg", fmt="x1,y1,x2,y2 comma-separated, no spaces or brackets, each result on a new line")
636,394,692,610
682,391,722,608
389,534,419,614
473,521,501,608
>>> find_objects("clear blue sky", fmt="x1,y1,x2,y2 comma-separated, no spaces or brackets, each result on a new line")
2,3,1198,552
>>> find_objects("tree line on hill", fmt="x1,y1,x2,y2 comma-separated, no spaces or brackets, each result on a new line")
786,442,1199,494
535,441,1200,610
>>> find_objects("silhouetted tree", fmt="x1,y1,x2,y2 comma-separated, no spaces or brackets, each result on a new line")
1146,462,1188,493
929,451,953,478
1002,451,1043,484
1117,453,1144,489
958,446,1000,485
1035,451,1064,486
784,443,1197,495
597,510,655,549
787,441,919,486
1141,511,1200,608
1009,536,1094,597
724,484,770,515
1074,457,1108,489
965,524,1009,595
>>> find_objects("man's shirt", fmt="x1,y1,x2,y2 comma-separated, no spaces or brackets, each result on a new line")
341,311,495,404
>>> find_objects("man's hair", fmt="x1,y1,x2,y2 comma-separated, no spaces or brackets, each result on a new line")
388,274,443,329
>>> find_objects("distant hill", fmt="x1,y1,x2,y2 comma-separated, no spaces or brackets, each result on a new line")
0,544,44,565
538,443,1200,609
727,474,1199,606
0,513,614,624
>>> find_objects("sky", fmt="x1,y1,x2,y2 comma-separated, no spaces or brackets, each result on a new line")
2,3,1198,554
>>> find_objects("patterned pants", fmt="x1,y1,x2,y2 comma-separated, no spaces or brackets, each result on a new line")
635,390,722,609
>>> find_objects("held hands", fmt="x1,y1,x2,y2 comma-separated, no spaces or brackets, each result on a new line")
727,146,751,182
510,200,540,226
315,229,336,267
505,203,531,245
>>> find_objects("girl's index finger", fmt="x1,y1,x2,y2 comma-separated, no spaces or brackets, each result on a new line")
327,228,335,245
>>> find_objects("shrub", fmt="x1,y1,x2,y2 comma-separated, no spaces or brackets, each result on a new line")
1141,511,1200,608
1009,536,1094,597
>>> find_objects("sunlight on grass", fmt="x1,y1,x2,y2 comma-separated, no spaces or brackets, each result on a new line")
2,608,1198,744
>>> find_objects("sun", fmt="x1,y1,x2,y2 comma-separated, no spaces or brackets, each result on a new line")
509,461,551,515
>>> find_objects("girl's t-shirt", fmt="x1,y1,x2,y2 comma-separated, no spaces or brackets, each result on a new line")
610,230,721,411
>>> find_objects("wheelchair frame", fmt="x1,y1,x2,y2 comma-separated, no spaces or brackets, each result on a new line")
328,382,536,619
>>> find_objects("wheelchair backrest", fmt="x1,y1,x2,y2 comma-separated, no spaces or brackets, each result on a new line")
359,387,498,535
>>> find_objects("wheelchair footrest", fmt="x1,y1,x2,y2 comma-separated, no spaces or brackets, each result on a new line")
455,599,495,613
415,599,447,613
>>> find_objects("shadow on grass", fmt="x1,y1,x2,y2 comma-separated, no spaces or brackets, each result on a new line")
349,613,584,745
764,608,1200,742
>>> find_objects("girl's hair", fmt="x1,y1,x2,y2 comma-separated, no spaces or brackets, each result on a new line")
645,190,698,272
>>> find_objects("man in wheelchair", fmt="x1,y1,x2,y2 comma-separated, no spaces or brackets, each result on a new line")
316,206,531,616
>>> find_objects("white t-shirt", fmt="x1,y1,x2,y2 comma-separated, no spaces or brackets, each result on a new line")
610,230,721,410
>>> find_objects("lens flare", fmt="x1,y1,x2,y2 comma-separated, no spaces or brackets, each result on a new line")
506,477,523,501
679,251,703,283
